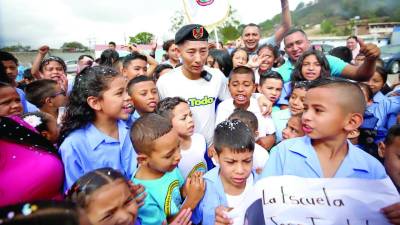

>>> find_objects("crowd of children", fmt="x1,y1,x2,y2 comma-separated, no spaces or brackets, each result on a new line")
1,0,400,224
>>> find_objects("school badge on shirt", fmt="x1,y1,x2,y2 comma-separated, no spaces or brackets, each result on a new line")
196,0,214,6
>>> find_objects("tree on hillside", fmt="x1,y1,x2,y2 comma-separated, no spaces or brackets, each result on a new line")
1,44,31,52
218,6,241,43
61,42,87,50
129,32,154,45
321,19,334,34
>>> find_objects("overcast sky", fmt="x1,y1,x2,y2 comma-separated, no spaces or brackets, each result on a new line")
0,0,308,49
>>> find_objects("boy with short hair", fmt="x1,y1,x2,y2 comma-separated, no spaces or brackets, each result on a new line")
215,66,276,150
378,125,400,223
257,71,284,112
127,75,159,121
130,113,205,225
25,79,67,124
228,108,269,174
261,78,386,179
157,97,208,179
122,52,149,80
193,119,257,225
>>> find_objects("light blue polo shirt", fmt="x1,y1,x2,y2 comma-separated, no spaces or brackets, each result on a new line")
387,95,400,129
276,55,348,83
261,136,387,179
271,108,291,143
59,120,137,190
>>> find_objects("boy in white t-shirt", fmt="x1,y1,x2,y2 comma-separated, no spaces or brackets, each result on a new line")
215,66,276,150
229,108,269,174
157,97,208,179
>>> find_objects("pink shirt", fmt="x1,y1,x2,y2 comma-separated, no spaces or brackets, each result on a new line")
0,140,64,206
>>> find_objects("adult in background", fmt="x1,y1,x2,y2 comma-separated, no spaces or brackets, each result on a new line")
241,0,291,58
277,28,380,83
346,36,361,64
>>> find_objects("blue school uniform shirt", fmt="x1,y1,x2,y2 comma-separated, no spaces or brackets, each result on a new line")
276,55,347,82
271,108,291,142
15,88,38,113
132,168,184,225
277,82,291,105
261,136,387,179
59,120,137,190
367,91,391,141
387,95,400,129
192,167,257,225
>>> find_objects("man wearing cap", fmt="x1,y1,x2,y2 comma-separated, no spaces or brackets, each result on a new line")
157,24,230,145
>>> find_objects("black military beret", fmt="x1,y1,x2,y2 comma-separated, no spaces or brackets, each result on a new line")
175,24,209,45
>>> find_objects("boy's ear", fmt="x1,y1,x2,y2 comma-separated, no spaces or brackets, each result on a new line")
378,142,386,159
344,112,363,132
87,96,101,111
137,153,149,165
41,130,50,140
347,129,360,139
44,96,52,105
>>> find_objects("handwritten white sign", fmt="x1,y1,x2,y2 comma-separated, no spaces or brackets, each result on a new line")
228,176,399,225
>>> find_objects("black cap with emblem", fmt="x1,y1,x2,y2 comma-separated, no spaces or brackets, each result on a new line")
174,24,209,45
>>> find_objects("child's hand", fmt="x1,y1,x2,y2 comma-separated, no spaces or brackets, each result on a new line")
184,172,206,207
359,39,380,61
38,45,49,56
163,208,192,225
382,202,400,225
215,206,233,225
246,56,261,69
128,182,146,208
257,94,273,116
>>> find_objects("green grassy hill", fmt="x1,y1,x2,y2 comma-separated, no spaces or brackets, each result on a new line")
259,0,400,36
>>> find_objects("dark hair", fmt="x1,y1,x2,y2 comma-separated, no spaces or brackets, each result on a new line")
23,68,34,81
22,111,52,134
308,77,366,114
259,70,283,86
208,49,233,77
0,51,18,65
122,53,148,69
130,113,173,155
291,49,331,84
156,97,188,120
384,124,400,145
283,28,308,45
329,46,352,63
230,66,255,83
163,39,175,51
230,48,249,63
242,23,261,35
214,119,255,155
108,41,116,47
66,167,127,208
0,201,82,225
358,82,373,101
99,49,119,67
347,36,358,41
78,54,94,61
126,75,155,96
257,44,279,59
25,79,58,108
0,62,12,83
59,66,120,144
153,64,173,81
39,56,67,73
374,66,388,84
228,109,258,133
0,116,57,154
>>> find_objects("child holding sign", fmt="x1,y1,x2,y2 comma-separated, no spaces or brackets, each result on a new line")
261,78,386,179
